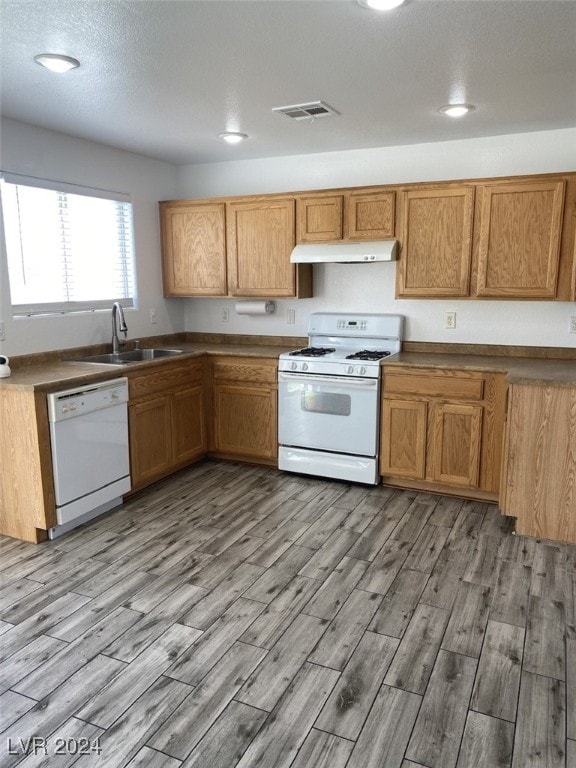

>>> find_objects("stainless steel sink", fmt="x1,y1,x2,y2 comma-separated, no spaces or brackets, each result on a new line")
75,348,183,365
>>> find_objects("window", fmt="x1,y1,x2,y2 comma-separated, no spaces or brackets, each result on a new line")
0,175,136,316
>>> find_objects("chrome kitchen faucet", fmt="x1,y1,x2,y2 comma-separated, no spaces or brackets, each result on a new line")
111,302,128,353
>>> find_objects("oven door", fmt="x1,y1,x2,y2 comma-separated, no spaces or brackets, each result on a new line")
278,371,379,456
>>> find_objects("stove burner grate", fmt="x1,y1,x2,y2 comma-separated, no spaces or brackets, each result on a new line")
345,350,392,361
289,347,336,357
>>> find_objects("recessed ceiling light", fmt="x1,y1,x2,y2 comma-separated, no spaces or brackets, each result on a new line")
219,132,248,145
438,103,476,118
34,54,80,73
357,0,406,10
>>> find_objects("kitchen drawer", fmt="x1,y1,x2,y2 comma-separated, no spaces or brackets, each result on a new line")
212,357,277,384
128,358,204,399
383,370,484,400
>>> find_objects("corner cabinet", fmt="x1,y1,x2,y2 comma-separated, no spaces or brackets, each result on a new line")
380,366,507,499
226,198,308,298
296,187,395,243
127,358,206,491
160,201,227,296
209,356,278,465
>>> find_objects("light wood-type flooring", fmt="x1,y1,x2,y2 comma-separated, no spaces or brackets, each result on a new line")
1,460,574,768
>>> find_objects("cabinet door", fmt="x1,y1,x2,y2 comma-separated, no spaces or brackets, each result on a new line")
297,196,343,242
172,385,206,465
213,383,277,460
503,383,576,543
396,186,475,297
476,180,565,298
346,190,395,240
380,399,427,479
226,198,297,297
160,202,227,296
431,403,483,487
129,395,173,487
572,230,576,301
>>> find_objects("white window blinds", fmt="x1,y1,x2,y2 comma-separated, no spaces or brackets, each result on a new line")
0,175,136,316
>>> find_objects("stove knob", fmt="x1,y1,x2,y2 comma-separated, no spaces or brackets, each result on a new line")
291,362,298,371
347,365,355,374
360,366,367,375
302,363,309,371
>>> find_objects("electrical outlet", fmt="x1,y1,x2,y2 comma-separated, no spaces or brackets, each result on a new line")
0,322,5,341
287,309,295,325
570,316,576,334
221,308,229,323
444,311,456,329
149,308,157,324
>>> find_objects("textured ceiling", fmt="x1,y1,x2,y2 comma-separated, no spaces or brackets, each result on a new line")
1,0,576,165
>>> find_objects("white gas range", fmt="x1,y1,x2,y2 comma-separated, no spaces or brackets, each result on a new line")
278,312,404,485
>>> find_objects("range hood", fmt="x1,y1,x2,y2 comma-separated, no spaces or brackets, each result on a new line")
290,239,398,264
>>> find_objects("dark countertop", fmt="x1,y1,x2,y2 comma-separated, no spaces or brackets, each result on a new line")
2,341,575,393
383,352,576,387
0,342,295,393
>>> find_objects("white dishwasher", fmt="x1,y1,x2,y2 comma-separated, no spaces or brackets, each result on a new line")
47,377,131,539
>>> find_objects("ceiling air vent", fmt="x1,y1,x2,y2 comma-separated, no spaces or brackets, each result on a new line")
272,101,339,121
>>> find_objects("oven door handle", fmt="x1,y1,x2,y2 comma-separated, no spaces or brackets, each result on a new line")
278,371,378,387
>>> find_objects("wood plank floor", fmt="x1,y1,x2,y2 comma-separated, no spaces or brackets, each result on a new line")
1,460,575,768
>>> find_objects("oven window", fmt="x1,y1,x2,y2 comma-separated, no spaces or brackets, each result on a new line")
301,391,351,416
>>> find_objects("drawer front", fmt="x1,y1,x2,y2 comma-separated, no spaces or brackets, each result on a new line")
212,357,277,384
129,358,204,399
384,371,484,400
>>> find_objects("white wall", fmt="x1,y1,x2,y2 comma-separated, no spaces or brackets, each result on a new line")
179,128,576,348
0,118,181,357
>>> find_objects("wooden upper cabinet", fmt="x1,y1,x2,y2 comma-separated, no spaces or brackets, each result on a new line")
227,198,301,297
296,188,395,243
160,202,227,297
396,186,475,297
346,189,395,240
297,195,343,242
475,180,566,298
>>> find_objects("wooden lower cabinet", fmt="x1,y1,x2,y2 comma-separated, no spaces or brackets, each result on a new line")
172,385,205,465
501,382,576,544
381,399,427,480
128,358,206,491
210,356,277,464
129,395,174,487
380,366,506,499
431,403,483,487
0,388,55,542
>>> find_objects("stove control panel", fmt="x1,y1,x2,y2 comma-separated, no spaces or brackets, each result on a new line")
279,359,379,378
337,319,368,330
